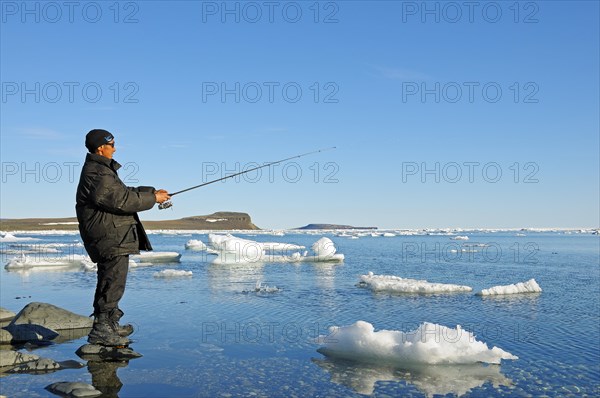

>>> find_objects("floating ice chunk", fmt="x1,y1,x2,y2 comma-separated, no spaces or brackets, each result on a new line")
185,239,207,250
316,321,518,365
131,251,182,263
210,235,343,264
450,235,469,240
4,253,88,269
359,272,472,294
0,232,40,243
477,279,542,296
153,269,192,278
208,234,304,252
383,233,396,237
311,237,337,257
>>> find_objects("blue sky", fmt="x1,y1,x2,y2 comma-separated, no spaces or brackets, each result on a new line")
1,1,598,229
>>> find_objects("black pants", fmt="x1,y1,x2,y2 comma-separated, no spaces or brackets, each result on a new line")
93,255,129,318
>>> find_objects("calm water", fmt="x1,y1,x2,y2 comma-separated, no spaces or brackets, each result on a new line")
1,231,599,397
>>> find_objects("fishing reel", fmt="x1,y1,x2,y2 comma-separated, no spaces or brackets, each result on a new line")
158,201,173,210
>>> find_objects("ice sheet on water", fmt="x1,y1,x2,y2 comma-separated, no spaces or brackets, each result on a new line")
184,239,207,250
316,320,518,366
153,269,193,278
208,234,305,251
4,253,87,269
0,232,40,243
131,251,182,263
359,272,472,294
209,235,343,264
477,279,542,295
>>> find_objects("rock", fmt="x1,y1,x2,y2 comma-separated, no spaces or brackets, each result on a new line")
7,357,61,373
45,382,102,398
5,357,84,374
0,349,39,368
0,307,16,322
76,344,142,360
0,328,13,344
2,323,59,343
9,302,92,330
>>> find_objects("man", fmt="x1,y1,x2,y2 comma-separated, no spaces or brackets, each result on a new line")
76,129,170,346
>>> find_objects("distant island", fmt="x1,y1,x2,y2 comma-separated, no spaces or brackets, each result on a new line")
296,224,378,230
0,212,259,231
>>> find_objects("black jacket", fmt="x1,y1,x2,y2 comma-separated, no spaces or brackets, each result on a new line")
76,153,156,263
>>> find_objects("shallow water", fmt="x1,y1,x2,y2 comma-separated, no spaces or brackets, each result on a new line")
1,231,598,397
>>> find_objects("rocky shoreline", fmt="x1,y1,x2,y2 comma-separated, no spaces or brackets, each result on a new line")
0,302,139,397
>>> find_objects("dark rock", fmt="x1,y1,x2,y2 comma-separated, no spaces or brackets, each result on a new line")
2,323,59,343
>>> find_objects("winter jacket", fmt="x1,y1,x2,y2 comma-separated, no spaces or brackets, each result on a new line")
76,153,156,263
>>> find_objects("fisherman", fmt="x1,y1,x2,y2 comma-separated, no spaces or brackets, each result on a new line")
76,129,170,346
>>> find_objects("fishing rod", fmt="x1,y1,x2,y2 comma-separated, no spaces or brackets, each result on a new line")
158,146,336,209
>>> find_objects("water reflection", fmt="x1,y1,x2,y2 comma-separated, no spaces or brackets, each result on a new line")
206,263,265,293
87,359,128,398
312,263,338,291
313,357,513,397
77,348,135,398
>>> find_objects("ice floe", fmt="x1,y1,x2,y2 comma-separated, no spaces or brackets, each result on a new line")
153,269,192,278
184,239,208,250
131,251,182,263
450,235,469,240
316,320,518,366
477,279,542,296
209,234,343,264
4,254,88,270
208,234,305,252
359,272,472,294
0,232,40,243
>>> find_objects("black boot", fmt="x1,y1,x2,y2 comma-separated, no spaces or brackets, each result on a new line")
109,308,134,337
88,313,131,347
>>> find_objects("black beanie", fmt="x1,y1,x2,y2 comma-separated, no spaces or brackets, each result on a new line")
85,129,114,152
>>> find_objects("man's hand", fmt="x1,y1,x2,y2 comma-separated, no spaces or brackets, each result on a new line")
154,189,171,204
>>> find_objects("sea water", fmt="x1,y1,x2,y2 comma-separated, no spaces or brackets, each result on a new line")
0,231,598,397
